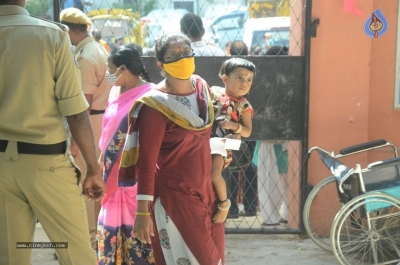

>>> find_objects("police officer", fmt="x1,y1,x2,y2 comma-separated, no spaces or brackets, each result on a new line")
0,0,104,264
60,8,110,251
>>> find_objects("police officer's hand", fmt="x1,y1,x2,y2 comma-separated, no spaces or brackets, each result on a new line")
82,170,105,200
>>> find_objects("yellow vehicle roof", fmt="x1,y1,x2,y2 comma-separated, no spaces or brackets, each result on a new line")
91,14,131,20
88,8,140,20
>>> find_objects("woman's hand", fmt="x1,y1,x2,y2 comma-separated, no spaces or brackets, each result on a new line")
134,215,154,244
219,120,239,131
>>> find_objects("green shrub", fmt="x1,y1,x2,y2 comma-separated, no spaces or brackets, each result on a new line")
26,0,51,17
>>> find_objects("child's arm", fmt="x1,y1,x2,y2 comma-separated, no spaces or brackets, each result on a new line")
219,111,252,138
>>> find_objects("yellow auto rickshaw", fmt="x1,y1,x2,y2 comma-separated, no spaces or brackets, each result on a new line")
88,8,144,48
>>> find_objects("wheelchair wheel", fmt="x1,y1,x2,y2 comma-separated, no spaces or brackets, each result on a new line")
331,192,400,265
303,176,343,251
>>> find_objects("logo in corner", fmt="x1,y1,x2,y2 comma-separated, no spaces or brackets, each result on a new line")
363,8,388,38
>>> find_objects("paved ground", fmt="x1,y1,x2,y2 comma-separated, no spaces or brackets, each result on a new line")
31,223,339,264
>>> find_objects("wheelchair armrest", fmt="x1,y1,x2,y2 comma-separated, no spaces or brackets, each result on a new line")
302,152,311,166
339,139,387,155
367,157,400,170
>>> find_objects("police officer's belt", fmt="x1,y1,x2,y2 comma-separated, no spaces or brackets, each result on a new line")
90,109,105,115
0,140,66,154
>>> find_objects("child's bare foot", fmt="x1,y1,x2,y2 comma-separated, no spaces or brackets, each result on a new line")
213,209,228,223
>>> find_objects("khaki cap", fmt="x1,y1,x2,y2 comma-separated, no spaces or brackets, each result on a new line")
60,8,91,25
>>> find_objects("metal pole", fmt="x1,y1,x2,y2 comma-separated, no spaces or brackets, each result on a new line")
300,0,312,232
53,0,60,22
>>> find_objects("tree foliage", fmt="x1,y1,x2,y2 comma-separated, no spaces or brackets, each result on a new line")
26,0,51,17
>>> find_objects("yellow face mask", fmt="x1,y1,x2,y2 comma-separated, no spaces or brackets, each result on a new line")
163,56,195,80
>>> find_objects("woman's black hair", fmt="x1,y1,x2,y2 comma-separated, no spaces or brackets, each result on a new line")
154,32,191,62
219,57,256,77
265,46,288,56
108,44,150,81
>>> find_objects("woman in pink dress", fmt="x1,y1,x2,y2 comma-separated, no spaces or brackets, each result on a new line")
97,44,155,265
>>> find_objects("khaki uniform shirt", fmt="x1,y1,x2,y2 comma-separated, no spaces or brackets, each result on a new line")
74,36,110,111
0,5,89,144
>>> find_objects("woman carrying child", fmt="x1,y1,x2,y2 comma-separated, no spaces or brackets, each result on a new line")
121,33,225,265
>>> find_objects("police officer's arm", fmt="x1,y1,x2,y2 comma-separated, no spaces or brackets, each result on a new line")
66,112,105,200
54,30,104,199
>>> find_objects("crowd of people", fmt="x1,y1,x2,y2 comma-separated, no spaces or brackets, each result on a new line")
0,2,290,264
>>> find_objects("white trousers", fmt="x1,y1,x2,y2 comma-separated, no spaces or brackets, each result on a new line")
257,142,288,224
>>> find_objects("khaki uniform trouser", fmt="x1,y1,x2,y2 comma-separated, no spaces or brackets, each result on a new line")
0,141,97,265
74,114,103,250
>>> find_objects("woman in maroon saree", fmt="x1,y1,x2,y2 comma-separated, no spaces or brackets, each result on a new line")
120,33,225,265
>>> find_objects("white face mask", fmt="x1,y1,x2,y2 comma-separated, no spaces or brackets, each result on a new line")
105,67,120,86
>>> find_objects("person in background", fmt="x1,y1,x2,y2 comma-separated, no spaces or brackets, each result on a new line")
114,36,125,48
229,40,249,56
63,0,84,11
263,32,273,50
130,32,225,264
0,1,104,264
92,29,111,53
143,46,156,56
257,46,289,226
265,45,289,56
257,140,289,226
180,12,225,56
225,41,232,55
82,0,93,13
131,42,143,55
223,141,259,218
97,44,155,265
250,43,263,56
60,7,110,251
210,58,255,223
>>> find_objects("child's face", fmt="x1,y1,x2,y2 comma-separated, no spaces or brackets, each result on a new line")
222,67,254,98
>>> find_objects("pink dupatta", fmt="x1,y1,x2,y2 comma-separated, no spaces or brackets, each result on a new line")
99,83,152,205
99,84,152,151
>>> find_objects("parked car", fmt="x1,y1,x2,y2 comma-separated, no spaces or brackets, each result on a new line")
242,17,290,52
210,8,248,49
141,8,188,47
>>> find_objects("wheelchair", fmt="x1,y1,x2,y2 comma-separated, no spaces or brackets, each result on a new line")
303,139,400,264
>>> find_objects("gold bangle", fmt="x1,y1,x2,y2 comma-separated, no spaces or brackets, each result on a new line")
136,211,151,216
233,123,242,134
